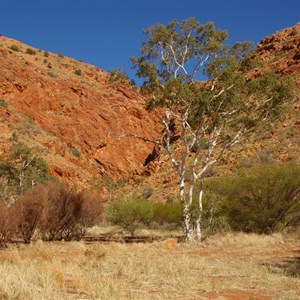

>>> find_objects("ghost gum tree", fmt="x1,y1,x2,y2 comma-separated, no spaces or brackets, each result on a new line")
131,18,293,242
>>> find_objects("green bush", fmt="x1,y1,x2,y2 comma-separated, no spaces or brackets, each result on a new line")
153,194,228,235
10,44,19,52
26,48,36,55
106,199,154,235
108,69,129,84
141,186,153,199
192,191,230,236
70,148,81,158
47,71,56,78
9,143,50,193
0,99,8,108
74,69,82,76
47,62,52,69
153,202,182,227
210,161,300,233
44,51,49,57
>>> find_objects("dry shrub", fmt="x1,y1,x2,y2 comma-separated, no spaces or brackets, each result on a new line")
78,191,103,237
41,183,103,241
1,183,103,245
41,184,82,241
13,185,47,243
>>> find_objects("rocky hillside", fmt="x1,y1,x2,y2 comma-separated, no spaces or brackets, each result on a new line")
0,22,299,196
248,22,300,156
0,36,162,188
256,22,300,87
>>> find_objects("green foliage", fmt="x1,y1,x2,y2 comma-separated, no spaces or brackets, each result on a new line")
141,186,154,199
106,199,154,235
131,18,233,88
108,69,127,81
10,142,33,161
239,55,263,71
13,115,42,137
0,143,49,206
153,202,182,227
26,48,36,55
10,143,49,189
47,62,52,69
70,148,81,158
131,17,294,128
0,160,18,204
47,71,56,78
108,69,134,87
43,51,49,57
0,99,8,108
191,192,229,236
74,69,82,76
10,44,19,52
209,161,300,233
248,72,294,117
116,178,128,188
0,161,18,183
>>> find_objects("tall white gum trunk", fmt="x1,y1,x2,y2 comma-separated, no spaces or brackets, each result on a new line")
182,201,193,242
195,176,204,241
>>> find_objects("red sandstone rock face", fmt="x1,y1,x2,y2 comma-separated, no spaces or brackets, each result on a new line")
0,36,162,186
256,22,300,87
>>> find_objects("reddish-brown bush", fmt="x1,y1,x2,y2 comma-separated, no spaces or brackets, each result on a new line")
13,186,47,243
1,183,103,245
41,184,103,241
78,191,103,236
0,201,14,247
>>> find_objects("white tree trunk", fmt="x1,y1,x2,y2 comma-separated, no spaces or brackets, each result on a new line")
195,176,204,241
19,168,24,195
182,201,193,242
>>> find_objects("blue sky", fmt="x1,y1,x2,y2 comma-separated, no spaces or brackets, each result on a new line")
1,0,299,81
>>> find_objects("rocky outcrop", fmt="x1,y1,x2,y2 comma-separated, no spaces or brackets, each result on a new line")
0,36,162,187
256,22,300,87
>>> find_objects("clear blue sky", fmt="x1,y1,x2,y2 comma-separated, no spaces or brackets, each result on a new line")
1,0,299,81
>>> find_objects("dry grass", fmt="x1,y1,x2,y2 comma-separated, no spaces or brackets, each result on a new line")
87,225,182,239
0,233,299,299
